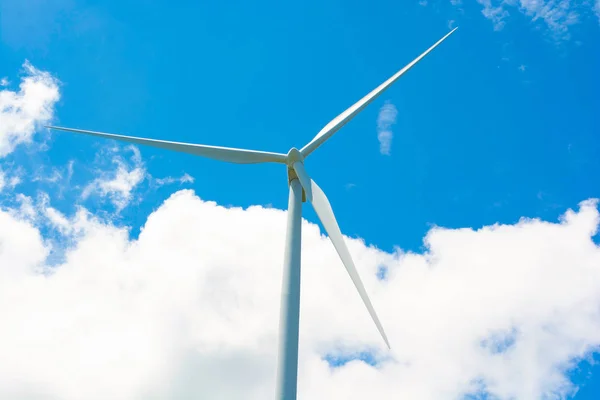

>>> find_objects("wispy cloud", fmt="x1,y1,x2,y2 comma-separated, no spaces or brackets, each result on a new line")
154,173,195,187
0,171,6,192
80,144,195,212
477,0,510,31
518,0,579,40
0,167,22,192
32,166,64,183
377,101,398,156
0,61,60,157
474,0,592,40
81,146,145,212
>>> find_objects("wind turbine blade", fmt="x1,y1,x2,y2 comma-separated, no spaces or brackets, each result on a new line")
300,27,458,157
45,126,288,164
292,162,390,349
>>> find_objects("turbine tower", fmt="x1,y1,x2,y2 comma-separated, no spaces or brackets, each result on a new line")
47,27,457,400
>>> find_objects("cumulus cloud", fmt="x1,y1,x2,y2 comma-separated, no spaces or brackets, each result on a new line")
377,101,397,156
0,61,60,157
1,187,600,399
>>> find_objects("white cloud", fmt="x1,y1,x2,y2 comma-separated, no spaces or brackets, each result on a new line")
154,172,195,187
82,146,145,212
419,0,428,6
79,142,195,211
377,101,398,156
0,61,60,157
516,0,579,39
32,166,63,183
477,0,510,31
0,168,22,192
9,175,22,188
0,77,9,87
475,0,591,39
80,143,196,211
44,206,73,235
1,186,600,399
11,194,37,220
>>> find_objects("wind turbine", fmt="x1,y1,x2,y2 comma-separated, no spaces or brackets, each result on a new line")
47,27,457,400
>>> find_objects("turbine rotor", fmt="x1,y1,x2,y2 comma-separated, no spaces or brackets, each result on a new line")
45,27,460,352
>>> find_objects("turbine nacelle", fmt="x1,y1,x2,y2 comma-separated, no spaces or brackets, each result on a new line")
285,148,307,201
285,147,304,166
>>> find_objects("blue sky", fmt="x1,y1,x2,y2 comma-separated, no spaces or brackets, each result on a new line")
1,0,600,399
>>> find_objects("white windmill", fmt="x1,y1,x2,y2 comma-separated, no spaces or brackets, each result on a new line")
47,27,457,400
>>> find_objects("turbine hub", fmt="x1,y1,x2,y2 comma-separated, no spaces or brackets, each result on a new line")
286,147,304,166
